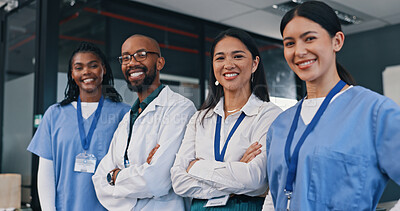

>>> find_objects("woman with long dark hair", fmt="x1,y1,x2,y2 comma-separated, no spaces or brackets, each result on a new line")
28,42,129,210
265,1,400,210
171,28,282,210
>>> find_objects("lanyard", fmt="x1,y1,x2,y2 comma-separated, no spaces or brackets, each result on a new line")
124,110,135,165
284,80,346,195
77,96,104,151
214,112,246,161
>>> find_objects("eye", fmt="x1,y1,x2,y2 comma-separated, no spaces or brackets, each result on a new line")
233,54,244,59
214,56,224,61
284,41,295,47
90,64,99,68
74,65,83,71
305,36,316,42
122,55,131,61
136,52,147,58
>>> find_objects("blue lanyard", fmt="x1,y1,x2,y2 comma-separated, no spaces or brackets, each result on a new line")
214,112,246,161
77,96,104,151
284,80,346,193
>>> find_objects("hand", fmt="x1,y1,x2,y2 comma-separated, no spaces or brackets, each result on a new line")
146,144,160,164
186,158,200,173
110,168,121,184
240,142,262,163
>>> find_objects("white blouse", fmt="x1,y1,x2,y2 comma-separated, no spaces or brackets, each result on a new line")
171,94,282,199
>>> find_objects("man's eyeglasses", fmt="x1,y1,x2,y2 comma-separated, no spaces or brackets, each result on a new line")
118,51,160,65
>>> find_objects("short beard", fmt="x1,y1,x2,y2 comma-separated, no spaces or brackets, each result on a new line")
125,64,157,93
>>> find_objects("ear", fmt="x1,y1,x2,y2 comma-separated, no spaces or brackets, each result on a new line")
251,56,260,73
102,64,106,75
332,31,345,52
156,57,165,71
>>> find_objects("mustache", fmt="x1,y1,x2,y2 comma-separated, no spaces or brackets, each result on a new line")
124,65,148,77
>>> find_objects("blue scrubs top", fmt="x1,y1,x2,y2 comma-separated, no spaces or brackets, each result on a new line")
267,86,400,210
28,99,129,211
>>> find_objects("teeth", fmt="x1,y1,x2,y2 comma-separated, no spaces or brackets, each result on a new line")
83,78,94,83
299,60,315,66
130,72,144,77
224,73,238,77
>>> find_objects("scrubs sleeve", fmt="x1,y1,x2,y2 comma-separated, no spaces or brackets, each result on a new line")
27,105,56,160
375,98,400,185
111,100,196,199
171,112,230,199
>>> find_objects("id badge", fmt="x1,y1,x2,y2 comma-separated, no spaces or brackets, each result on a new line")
204,195,229,207
74,152,96,173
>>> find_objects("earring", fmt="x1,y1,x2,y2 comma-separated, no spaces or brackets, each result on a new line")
251,74,254,83
215,80,219,86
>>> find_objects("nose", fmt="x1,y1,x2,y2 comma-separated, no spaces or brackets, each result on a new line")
224,57,235,70
294,42,307,58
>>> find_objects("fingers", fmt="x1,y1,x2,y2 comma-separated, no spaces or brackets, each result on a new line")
146,144,160,164
186,158,200,173
240,142,262,163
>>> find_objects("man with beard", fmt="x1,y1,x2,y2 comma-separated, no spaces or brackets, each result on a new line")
92,34,196,211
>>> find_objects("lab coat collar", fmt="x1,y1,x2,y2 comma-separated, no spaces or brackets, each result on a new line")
209,94,263,118
137,85,174,117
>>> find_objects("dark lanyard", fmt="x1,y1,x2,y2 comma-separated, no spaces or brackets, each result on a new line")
124,110,135,164
77,95,104,151
284,80,346,193
214,112,246,161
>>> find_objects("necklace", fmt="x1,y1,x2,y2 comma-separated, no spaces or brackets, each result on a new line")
226,108,240,113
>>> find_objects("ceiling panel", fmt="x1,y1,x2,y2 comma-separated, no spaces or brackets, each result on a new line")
343,19,387,34
131,0,254,22
222,10,283,40
331,0,400,19
230,0,286,9
127,0,400,40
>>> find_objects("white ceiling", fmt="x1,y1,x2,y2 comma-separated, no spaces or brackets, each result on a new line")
130,0,400,40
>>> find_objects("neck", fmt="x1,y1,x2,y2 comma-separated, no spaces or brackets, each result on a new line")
306,76,347,99
79,87,102,102
137,81,161,102
223,87,251,117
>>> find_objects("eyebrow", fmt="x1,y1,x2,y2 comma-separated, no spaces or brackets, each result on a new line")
74,60,99,65
283,31,318,41
214,50,246,56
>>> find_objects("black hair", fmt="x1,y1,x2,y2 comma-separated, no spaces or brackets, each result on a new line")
199,28,270,123
280,1,356,85
60,42,123,106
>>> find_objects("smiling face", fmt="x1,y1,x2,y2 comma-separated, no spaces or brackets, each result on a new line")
213,36,259,95
71,52,105,96
121,36,164,93
282,16,343,84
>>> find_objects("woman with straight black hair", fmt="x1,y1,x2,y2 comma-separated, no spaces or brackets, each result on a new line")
28,42,130,211
265,1,400,210
171,28,282,210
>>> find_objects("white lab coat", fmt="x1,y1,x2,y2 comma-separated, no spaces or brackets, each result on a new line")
93,86,196,211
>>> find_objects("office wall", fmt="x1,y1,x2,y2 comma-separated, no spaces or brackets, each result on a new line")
338,23,400,94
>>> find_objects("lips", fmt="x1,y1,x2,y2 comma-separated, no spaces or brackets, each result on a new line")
296,59,317,69
82,78,94,83
223,72,239,80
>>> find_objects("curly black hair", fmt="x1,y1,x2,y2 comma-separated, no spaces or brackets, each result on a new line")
60,42,123,106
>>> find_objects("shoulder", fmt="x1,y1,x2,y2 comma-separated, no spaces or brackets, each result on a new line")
104,99,130,110
345,86,393,109
269,101,300,128
160,86,196,108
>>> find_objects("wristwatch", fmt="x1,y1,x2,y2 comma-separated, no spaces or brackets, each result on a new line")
107,171,116,186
